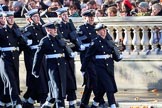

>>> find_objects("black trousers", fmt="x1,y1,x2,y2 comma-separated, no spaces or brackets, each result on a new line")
94,91,116,106
81,86,105,105
48,98,65,108
23,88,47,104
66,89,77,101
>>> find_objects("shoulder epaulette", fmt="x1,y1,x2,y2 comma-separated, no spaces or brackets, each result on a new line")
90,37,99,46
92,36,99,41
26,24,33,28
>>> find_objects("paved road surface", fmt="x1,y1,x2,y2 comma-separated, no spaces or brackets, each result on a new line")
20,87,162,108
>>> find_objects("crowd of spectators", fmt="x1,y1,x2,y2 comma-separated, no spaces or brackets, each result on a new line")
0,0,162,18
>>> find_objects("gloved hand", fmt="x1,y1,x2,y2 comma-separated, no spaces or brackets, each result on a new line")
119,54,123,59
79,45,85,51
27,40,32,46
32,71,39,78
82,71,85,76
70,52,77,58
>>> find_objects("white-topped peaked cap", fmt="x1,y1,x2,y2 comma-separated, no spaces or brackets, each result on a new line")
82,9,95,17
55,7,68,15
95,23,107,31
43,21,57,29
3,11,15,17
24,13,30,18
27,9,39,17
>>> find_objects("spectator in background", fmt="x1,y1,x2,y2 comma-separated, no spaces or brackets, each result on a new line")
137,2,151,16
104,0,116,7
120,0,132,16
8,0,14,11
151,3,162,16
81,0,98,16
27,0,38,9
18,0,27,4
149,0,159,10
69,5,80,17
115,0,123,13
95,9,104,17
49,0,62,11
87,0,98,9
101,0,116,16
0,0,4,4
45,0,62,17
0,0,9,11
12,1,23,17
95,0,103,6
64,0,73,7
107,6,118,16
129,1,138,16
80,0,89,9
136,0,145,6
73,0,82,15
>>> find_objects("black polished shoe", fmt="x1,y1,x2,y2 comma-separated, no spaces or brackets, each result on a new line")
98,103,108,108
42,106,51,108
80,103,89,108
69,104,75,108
22,102,34,108
90,104,97,108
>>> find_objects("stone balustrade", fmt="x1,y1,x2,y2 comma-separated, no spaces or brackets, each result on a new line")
15,16,162,55
16,17,162,90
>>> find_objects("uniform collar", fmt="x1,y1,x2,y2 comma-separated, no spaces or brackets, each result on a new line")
85,22,95,27
3,23,17,29
48,34,59,41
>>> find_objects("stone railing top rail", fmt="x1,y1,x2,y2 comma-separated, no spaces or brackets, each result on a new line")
15,16,162,27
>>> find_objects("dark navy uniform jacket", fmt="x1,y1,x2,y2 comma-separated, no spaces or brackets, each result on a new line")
23,23,48,96
81,35,121,93
78,23,113,87
78,23,113,61
78,23,97,63
78,23,98,88
57,21,77,45
57,21,77,90
0,23,27,100
24,23,46,68
32,35,68,98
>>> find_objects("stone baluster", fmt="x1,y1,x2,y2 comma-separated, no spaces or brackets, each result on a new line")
114,27,123,43
141,27,150,54
107,27,114,40
132,27,141,54
149,27,158,53
123,27,132,54
114,27,119,43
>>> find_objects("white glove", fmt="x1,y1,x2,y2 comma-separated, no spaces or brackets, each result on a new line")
32,71,39,78
27,40,32,45
82,72,85,76
119,54,123,59
70,52,77,58
79,45,85,51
